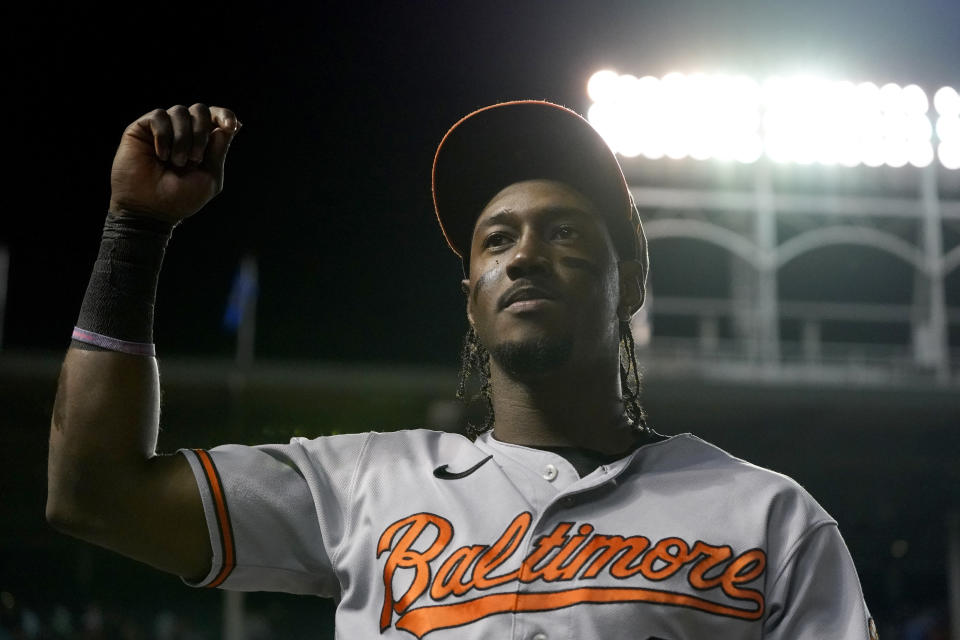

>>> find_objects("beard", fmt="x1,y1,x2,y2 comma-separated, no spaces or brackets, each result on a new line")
489,334,574,379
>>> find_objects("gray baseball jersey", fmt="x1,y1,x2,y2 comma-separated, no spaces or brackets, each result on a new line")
179,430,874,639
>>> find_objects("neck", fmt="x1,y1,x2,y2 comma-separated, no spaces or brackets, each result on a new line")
488,355,639,455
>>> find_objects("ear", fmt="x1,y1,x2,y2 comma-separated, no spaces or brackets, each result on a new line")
616,259,646,320
461,278,475,327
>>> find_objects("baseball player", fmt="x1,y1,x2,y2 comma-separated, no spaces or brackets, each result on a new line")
47,100,876,639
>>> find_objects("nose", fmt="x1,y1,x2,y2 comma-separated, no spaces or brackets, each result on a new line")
505,230,551,279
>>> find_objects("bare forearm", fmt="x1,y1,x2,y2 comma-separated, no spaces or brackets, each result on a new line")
44,104,239,579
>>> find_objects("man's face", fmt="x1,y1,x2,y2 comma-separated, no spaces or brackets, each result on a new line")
463,179,631,378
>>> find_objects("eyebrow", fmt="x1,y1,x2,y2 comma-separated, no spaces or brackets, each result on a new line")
476,209,516,229
476,205,597,230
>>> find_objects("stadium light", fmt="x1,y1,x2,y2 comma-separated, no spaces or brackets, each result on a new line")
940,141,960,170
587,69,621,104
934,86,960,117
587,71,957,169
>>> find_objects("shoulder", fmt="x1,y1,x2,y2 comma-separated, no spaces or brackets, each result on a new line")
200,429,475,478
649,433,812,487
292,428,477,465
645,433,836,526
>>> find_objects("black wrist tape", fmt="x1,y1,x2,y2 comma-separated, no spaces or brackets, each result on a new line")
72,213,175,354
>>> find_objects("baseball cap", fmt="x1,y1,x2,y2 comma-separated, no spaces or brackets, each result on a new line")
431,100,646,275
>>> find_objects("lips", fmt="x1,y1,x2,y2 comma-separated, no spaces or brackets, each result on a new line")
498,283,558,310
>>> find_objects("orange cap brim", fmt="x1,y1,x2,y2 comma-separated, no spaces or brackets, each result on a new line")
431,100,642,272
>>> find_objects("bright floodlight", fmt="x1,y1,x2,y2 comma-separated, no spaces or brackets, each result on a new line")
861,142,885,168
937,115,960,142
939,141,960,170
934,87,960,117
879,83,903,113
587,70,621,104
588,69,762,164
902,85,929,114
908,141,934,168
587,71,955,168
740,139,764,164
884,143,909,168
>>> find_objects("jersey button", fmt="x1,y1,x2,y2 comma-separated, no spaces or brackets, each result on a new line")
532,633,548,640
542,464,558,481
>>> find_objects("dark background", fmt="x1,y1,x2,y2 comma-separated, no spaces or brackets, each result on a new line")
4,0,959,363
3,1,959,638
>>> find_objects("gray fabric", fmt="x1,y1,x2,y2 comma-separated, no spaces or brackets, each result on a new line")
181,430,873,639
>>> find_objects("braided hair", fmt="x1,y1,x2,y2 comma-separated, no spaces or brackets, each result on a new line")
456,320,649,439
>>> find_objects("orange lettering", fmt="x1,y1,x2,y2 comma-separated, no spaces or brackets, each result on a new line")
582,535,651,579
472,512,530,588
377,513,768,635
538,524,595,581
377,513,453,630
520,523,572,581
395,587,765,639
431,545,485,600
720,548,766,615
687,541,733,590
639,537,690,581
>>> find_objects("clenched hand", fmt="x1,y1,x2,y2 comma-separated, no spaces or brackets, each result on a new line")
108,104,241,223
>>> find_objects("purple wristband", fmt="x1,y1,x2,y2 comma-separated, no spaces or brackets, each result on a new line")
72,327,156,357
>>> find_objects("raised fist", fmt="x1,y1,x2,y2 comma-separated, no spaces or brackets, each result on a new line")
108,104,241,223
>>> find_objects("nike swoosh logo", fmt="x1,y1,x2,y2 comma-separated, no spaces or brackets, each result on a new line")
433,455,493,480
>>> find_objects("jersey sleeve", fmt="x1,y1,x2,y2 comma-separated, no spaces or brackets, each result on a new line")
178,432,372,595
763,521,874,639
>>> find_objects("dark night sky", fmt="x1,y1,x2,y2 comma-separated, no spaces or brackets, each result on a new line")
4,0,959,365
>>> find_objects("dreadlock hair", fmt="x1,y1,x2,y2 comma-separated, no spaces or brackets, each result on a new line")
456,327,494,438
456,321,649,439
618,319,649,433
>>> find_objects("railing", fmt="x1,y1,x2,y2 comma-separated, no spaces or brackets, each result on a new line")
628,162,960,386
